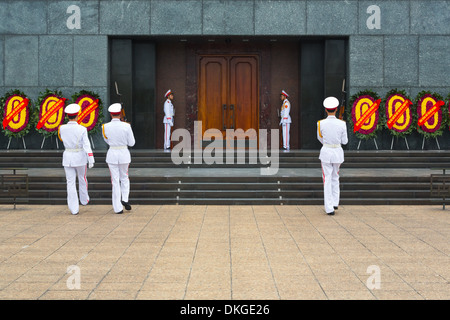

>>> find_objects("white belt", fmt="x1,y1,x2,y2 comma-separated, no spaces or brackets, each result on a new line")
110,145,127,150
323,144,341,148
65,148,82,152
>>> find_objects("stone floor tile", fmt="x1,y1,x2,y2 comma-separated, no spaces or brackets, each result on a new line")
184,290,231,300
39,290,91,300
278,288,327,300
371,290,424,300
324,290,376,300
0,205,447,301
95,281,143,291
136,289,185,300
0,282,51,299
140,280,187,292
417,290,450,300
49,280,98,291
231,289,280,300
88,290,138,300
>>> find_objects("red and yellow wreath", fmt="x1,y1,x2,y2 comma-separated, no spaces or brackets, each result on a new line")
72,90,104,135
348,90,383,140
415,91,446,139
0,90,33,139
384,89,414,137
35,89,67,137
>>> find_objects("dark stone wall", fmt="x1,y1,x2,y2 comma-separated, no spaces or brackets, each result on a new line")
0,1,448,150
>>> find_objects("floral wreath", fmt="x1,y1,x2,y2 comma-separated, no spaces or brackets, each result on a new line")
383,89,415,138
33,89,67,138
347,89,383,140
414,90,447,139
447,92,450,132
71,90,104,135
0,89,33,139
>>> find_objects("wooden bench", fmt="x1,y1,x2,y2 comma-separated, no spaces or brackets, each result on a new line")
430,168,450,210
0,168,29,209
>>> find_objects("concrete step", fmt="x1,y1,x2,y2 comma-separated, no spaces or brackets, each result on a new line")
1,149,445,206
17,197,435,206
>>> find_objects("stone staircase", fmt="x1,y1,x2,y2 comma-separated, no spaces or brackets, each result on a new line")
1,149,448,206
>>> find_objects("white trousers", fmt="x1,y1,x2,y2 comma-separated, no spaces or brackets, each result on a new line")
108,163,130,213
282,123,290,149
321,162,341,213
164,123,171,149
64,165,89,214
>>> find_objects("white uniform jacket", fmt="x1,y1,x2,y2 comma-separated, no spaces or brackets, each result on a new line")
163,99,174,126
280,99,291,124
102,119,136,164
58,121,94,167
317,115,348,164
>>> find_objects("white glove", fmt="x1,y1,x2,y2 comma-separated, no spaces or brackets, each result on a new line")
88,155,94,169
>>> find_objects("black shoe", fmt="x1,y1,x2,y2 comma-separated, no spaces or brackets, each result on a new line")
115,210,123,214
334,206,338,210
121,201,132,211
327,211,335,216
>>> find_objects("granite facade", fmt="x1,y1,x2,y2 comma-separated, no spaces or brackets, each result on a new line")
0,0,448,149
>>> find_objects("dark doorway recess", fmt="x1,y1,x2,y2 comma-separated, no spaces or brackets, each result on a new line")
300,39,348,149
109,38,156,149
109,37,347,150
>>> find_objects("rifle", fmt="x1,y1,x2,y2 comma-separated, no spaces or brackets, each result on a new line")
338,79,346,120
114,81,127,122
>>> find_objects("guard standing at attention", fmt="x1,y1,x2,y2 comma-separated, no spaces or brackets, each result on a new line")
317,96,348,215
163,90,174,150
102,103,136,214
58,103,95,215
279,90,291,151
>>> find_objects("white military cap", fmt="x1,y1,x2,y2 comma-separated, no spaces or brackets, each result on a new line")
323,96,339,109
108,103,122,114
165,89,173,98
281,90,289,98
65,103,81,116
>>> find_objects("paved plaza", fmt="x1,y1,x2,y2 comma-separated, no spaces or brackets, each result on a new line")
0,204,448,300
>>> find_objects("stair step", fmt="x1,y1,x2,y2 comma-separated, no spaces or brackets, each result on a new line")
9,197,434,206
1,149,447,206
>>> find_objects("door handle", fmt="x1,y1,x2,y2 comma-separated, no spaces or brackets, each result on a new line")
230,104,234,129
222,104,227,130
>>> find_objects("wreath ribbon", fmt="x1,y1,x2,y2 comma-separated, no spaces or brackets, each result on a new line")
77,99,99,124
387,99,412,129
36,97,67,130
354,99,381,132
418,100,445,127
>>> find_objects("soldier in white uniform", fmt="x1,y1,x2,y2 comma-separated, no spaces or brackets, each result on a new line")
102,103,136,214
58,103,95,215
163,90,174,150
279,90,291,150
317,96,348,215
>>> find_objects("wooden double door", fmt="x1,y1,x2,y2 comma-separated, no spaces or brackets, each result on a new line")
198,55,259,141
